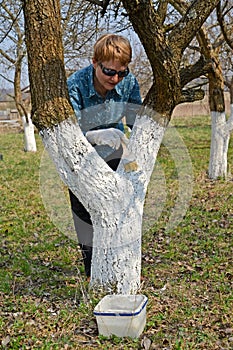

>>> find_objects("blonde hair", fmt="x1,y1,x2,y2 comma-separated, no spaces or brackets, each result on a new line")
93,34,132,66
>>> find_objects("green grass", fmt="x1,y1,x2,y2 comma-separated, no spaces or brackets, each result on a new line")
0,115,232,349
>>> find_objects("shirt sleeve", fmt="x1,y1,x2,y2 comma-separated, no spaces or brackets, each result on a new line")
125,75,142,127
67,76,82,124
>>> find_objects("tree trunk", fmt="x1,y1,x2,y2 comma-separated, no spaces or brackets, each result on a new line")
91,114,165,293
122,0,221,121
208,83,230,179
22,115,37,152
14,43,37,152
41,113,165,293
23,0,73,130
208,112,230,179
196,27,230,179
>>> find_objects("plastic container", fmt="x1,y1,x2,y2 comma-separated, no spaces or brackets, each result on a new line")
93,294,148,338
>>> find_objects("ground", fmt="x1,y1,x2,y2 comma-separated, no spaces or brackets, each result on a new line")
0,115,232,349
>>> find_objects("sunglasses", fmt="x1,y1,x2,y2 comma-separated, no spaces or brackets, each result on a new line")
99,63,129,78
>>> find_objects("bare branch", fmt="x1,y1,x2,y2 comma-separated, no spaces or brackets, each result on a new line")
100,0,111,16
157,0,168,25
86,0,104,6
86,0,111,15
217,1,233,50
180,56,213,87
169,0,221,57
0,73,14,84
179,87,205,103
0,3,22,45
0,48,16,64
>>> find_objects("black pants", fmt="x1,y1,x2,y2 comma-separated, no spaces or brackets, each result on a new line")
69,150,122,277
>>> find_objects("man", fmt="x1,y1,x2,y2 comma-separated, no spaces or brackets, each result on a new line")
67,33,142,279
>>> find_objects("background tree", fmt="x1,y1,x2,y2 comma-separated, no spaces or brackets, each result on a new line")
0,0,145,150
217,0,233,109
0,0,36,151
198,27,232,179
22,0,221,293
169,0,233,178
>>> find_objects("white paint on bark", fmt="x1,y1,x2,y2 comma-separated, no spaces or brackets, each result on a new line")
209,111,231,179
92,114,166,293
226,104,233,133
22,115,37,152
41,114,165,294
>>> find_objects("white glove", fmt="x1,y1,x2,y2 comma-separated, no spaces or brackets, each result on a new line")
86,128,128,149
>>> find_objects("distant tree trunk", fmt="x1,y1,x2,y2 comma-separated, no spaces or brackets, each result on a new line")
198,29,231,179
208,111,231,179
22,115,37,152
14,27,37,152
208,56,230,179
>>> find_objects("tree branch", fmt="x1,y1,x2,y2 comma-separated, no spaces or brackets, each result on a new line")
180,55,213,87
0,48,16,64
179,88,205,104
169,0,221,57
157,0,168,25
100,0,111,16
0,73,14,85
86,0,111,16
217,1,233,50
86,0,104,6
0,4,22,45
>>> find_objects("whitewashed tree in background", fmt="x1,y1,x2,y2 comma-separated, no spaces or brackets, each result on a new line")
0,1,36,152
170,0,232,179
207,0,233,179
202,2,233,179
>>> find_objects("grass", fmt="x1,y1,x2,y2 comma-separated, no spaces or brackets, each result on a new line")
0,115,232,349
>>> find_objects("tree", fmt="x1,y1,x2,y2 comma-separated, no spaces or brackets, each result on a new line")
0,0,36,151
198,27,232,179
0,0,101,151
22,0,221,294
159,0,232,179
195,0,233,180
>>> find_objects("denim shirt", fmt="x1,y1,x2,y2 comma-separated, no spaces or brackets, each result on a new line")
67,64,142,158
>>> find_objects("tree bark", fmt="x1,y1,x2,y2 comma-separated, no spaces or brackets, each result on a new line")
23,0,73,130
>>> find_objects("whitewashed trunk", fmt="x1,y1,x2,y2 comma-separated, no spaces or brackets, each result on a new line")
41,114,165,294
208,111,230,179
227,104,233,134
22,115,37,152
91,114,165,293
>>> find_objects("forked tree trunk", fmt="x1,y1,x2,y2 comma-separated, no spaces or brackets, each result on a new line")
42,113,165,293
90,114,165,293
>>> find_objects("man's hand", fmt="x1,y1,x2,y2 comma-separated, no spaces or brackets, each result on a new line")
86,128,128,149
